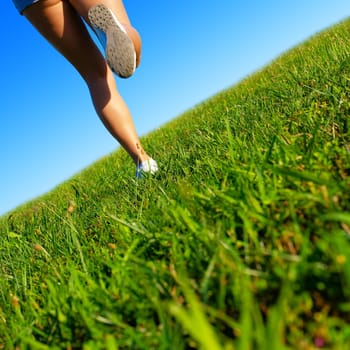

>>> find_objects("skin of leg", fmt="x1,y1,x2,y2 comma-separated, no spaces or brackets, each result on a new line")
23,0,149,164
69,0,142,67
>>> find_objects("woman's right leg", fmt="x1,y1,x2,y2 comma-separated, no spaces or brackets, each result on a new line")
69,0,142,67
23,0,151,165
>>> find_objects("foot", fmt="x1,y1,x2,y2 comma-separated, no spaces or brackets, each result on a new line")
136,158,158,178
88,4,136,78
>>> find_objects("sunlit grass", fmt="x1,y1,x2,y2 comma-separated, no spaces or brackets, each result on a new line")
1,18,350,349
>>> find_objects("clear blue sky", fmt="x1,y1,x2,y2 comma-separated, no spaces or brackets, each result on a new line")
1,1,349,216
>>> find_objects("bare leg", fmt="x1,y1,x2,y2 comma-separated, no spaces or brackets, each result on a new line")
69,0,142,67
23,0,149,164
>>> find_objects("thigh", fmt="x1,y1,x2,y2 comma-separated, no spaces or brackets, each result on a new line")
68,0,131,26
23,0,108,81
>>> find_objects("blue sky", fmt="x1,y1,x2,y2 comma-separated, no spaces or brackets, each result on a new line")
1,1,350,216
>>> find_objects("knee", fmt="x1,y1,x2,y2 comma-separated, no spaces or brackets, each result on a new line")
86,72,114,111
81,56,109,87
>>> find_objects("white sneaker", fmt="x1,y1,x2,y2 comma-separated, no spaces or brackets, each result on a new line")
136,158,158,178
88,4,136,78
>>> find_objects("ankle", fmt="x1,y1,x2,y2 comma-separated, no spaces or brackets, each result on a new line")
123,24,142,67
136,155,151,165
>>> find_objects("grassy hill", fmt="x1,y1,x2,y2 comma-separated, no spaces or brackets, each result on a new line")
1,18,350,349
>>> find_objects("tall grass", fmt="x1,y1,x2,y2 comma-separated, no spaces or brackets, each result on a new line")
1,19,350,349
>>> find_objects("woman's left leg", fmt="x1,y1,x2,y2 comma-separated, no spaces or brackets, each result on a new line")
23,0,152,165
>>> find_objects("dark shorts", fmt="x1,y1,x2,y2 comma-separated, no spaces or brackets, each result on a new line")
12,0,40,14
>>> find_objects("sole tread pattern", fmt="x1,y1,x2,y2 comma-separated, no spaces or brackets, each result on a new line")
88,4,136,78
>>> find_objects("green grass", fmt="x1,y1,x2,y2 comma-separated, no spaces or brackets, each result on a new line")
1,18,350,349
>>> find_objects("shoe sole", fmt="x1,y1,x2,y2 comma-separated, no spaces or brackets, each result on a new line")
88,4,136,78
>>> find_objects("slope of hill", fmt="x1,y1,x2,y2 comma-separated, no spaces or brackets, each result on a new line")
1,19,350,349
